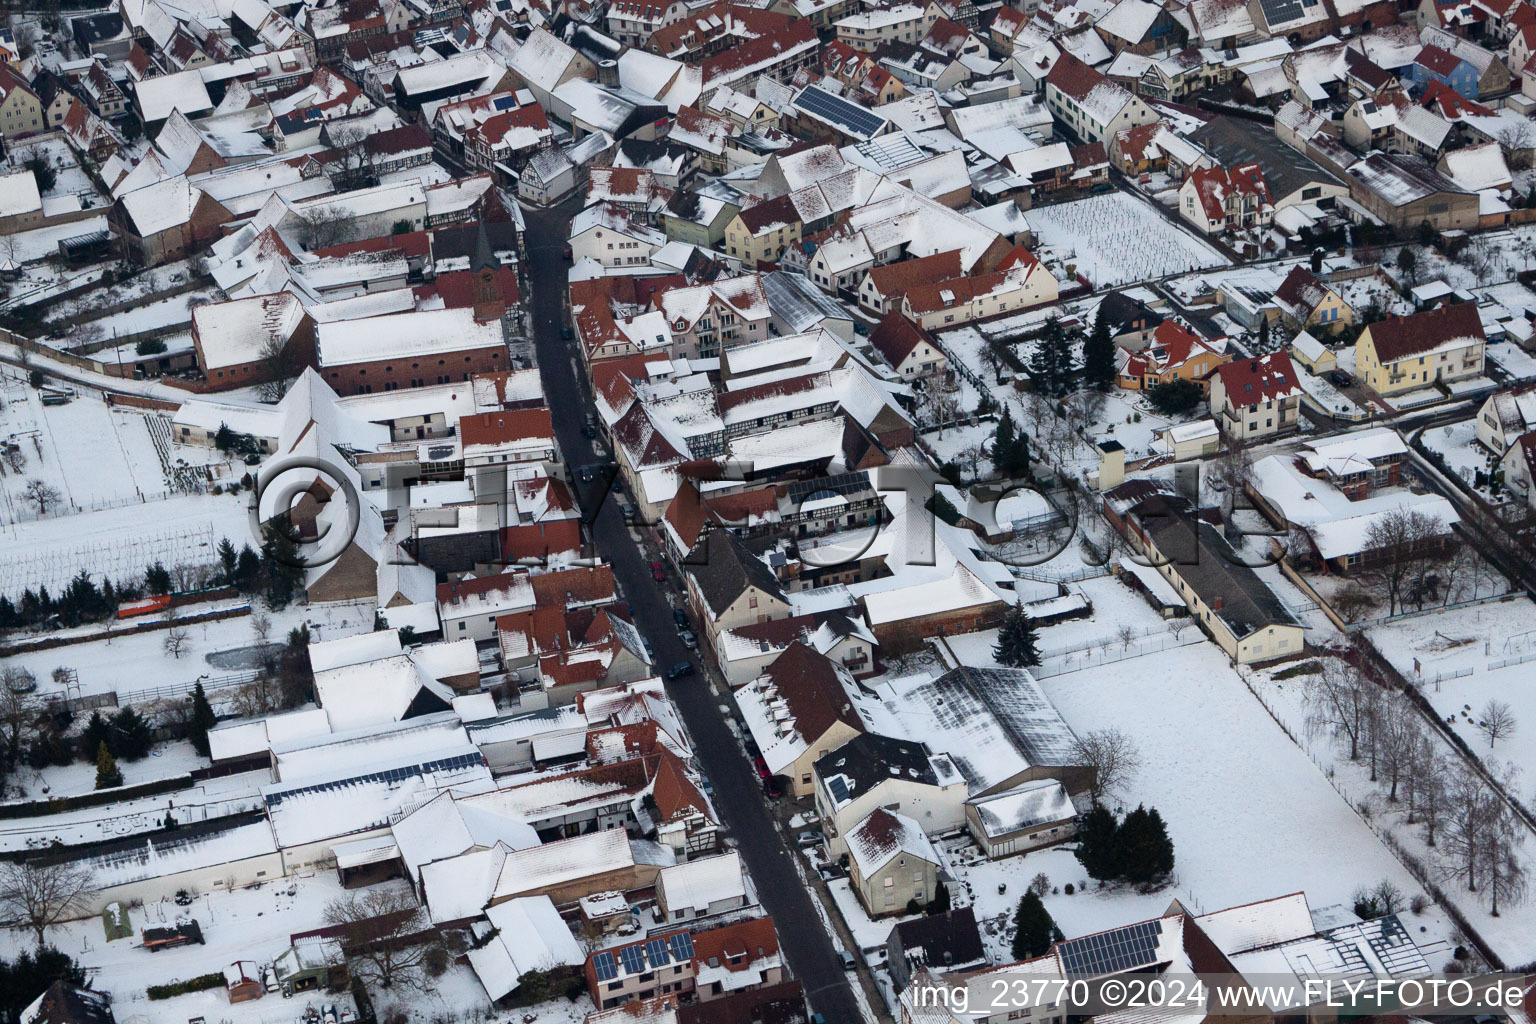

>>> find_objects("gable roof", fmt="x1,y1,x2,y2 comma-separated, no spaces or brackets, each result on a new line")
685,529,787,618
1214,350,1302,404
868,308,935,367
1364,301,1484,362
846,807,940,875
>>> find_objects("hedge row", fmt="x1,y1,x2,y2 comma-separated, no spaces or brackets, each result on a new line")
147,973,225,1000
0,774,193,821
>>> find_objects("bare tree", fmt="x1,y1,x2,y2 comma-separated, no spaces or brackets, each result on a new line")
229,674,283,718
1480,799,1528,916
162,609,191,659
1477,700,1517,749
1304,658,1379,763
323,124,379,191
257,336,295,403
0,683,38,763
1375,692,1419,802
22,479,62,516
1363,509,1447,616
1115,623,1138,652
322,888,440,991
1442,764,1500,893
1069,728,1143,805
0,861,97,947
1209,440,1252,516
300,205,351,250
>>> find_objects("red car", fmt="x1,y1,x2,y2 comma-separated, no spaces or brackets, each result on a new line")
650,561,666,582
754,756,769,780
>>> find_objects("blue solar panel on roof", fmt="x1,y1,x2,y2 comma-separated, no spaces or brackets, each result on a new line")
1058,920,1162,977
669,933,695,960
794,87,885,139
645,937,672,966
592,952,617,981
827,776,850,802
493,94,519,110
619,944,647,974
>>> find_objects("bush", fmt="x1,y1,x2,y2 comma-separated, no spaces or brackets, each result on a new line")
135,338,167,356
1064,883,1074,895
1147,379,1201,416
146,973,225,1000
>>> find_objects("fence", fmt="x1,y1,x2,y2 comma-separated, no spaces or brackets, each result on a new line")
1237,664,1504,970
1032,629,1203,679
118,669,260,706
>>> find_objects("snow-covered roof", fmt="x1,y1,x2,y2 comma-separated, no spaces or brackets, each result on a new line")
846,807,940,876
657,850,746,914
135,67,213,121
316,307,505,367
0,170,41,218
467,896,586,1001
966,779,1075,839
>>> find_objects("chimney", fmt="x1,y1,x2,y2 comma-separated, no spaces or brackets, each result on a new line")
1213,595,1223,611
598,59,619,87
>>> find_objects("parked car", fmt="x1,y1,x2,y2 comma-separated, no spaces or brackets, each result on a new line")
698,774,713,795
753,756,769,779
673,608,689,629
761,778,782,799
679,628,697,649
620,503,637,524
835,948,856,970
1328,370,1352,388
560,326,573,340
796,830,824,847
579,466,593,483
650,560,666,582
562,245,572,260
666,661,695,680
581,423,597,439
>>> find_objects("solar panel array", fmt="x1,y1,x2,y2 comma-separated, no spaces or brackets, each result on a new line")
619,944,647,974
1257,0,1319,26
787,471,871,505
1058,920,1163,977
669,933,695,960
794,88,886,140
592,952,617,981
645,937,672,967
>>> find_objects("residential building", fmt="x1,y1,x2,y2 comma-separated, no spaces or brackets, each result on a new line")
1209,351,1304,441
1044,52,1157,143
845,808,943,917
1355,301,1486,396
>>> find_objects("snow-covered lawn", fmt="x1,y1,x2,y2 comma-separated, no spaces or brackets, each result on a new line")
1250,653,1536,966
1022,643,1454,946
1026,193,1229,288
10,739,207,802
1487,339,1536,378
1366,598,1536,780
5,137,104,204
1421,419,1508,504
0,385,177,521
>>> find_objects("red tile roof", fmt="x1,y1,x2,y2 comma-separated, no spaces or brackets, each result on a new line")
1215,350,1301,404
459,408,553,447
1364,301,1484,362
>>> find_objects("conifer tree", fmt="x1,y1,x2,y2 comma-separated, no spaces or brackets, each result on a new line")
993,600,1040,668
94,742,122,790
1011,890,1055,960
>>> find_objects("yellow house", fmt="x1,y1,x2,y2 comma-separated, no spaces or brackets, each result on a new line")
734,643,865,797
0,66,43,139
1355,302,1485,396
1273,265,1353,334
723,194,801,265
1115,319,1231,393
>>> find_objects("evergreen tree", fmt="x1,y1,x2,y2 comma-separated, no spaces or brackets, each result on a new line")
94,742,122,790
993,600,1040,668
1310,248,1323,274
109,707,153,760
0,596,16,629
188,683,216,758
144,562,173,595
1075,803,1121,880
260,514,304,608
1147,378,1202,416
216,538,238,584
1028,317,1071,397
994,407,1017,471
0,948,86,1016
214,423,236,452
1011,890,1055,960
79,712,111,764
235,544,262,592
927,880,951,915
1118,805,1175,883
1084,306,1116,391
1258,315,1271,352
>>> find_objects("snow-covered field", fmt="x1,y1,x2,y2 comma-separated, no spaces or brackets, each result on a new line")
3,599,375,703
1025,193,1230,288
0,382,177,523
0,487,253,600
